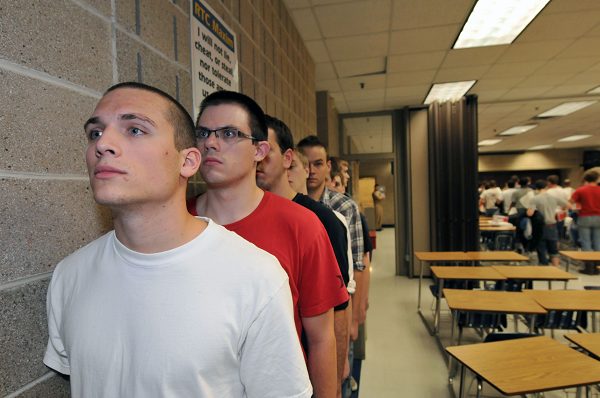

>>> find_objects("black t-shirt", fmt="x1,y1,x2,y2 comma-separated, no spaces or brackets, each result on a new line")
360,213,373,257
293,193,350,311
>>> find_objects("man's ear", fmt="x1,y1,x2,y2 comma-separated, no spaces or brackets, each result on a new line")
180,147,201,178
282,148,293,169
326,159,332,172
254,140,270,162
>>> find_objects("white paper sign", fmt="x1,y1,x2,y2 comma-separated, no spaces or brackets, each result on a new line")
190,0,239,120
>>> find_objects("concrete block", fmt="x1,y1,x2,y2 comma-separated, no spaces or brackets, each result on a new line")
240,33,254,72
0,278,50,396
0,0,112,91
18,373,70,398
139,0,181,60
0,70,99,174
116,31,184,98
0,178,112,283
239,0,253,36
254,53,265,84
80,0,112,16
255,83,266,110
115,0,136,34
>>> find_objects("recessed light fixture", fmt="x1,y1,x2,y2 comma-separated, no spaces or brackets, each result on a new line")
557,134,592,142
454,0,550,49
424,80,477,104
498,125,537,136
587,86,600,95
537,101,597,118
478,139,502,146
529,144,553,150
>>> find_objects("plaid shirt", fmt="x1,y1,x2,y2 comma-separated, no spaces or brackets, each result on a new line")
321,187,365,271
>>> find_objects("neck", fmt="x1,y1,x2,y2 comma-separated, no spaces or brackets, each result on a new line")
197,178,264,225
308,182,326,201
269,175,298,201
112,194,206,253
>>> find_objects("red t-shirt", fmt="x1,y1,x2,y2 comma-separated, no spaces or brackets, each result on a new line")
187,191,349,341
571,184,600,217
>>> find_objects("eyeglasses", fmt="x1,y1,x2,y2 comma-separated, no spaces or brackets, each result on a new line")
195,126,257,144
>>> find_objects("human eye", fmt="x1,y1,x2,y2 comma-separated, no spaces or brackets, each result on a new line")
128,127,145,137
87,128,103,141
196,128,210,139
222,128,239,139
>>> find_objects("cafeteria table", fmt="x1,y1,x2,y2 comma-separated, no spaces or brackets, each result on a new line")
428,266,506,335
565,332,600,359
446,335,600,397
491,265,577,290
524,289,600,332
560,250,600,273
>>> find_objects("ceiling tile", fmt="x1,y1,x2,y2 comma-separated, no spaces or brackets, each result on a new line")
315,63,337,80
390,0,473,30
305,40,330,63
540,57,600,75
283,0,311,9
389,25,461,54
334,57,386,78
441,46,508,68
483,61,545,79
471,78,524,91
500,86,553,101
326,33,389,61
472,89,510,103
290,8,322,40
498,40,573,63
516,74,572,88
386,85,429,99
434,65,489,82
315,0,392,38
518,11,600,43
315,79,342,92
339,74,387,91
542,84,600,98
556,37,600,59
384,95,425,107
542,0,600,14
344,88,387,102
346,98,385,113
387,70,437,87
387,51,445,73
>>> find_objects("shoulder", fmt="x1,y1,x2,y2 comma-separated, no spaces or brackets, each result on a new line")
263,192,324,227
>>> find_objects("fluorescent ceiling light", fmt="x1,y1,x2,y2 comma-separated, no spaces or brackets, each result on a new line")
424,80,476,104
529,144,552,150
478,139,502,146
587,86,600,95
557,134,592,142
537,101,597,118
454,0,549,49
498,125,537,136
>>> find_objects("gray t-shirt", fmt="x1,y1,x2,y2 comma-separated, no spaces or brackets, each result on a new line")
531,192,568,225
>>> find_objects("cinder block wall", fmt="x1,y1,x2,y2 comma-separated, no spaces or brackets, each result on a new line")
0,0,315,395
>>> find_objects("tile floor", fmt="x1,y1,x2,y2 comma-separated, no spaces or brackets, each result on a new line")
358,228,600,397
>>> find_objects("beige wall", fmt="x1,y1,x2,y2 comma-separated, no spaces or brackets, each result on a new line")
478,148,586,187
359,161,395,226
0,0,314,395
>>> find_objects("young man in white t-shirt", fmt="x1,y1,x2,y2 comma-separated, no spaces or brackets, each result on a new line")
43,82,311,398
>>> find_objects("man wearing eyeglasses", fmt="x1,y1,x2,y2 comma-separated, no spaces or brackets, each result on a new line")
188,90,349,398
43,82,311,397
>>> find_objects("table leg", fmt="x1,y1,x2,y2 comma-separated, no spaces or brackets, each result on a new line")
528,314,537,333
418,259,423,311
434,279,444,334
458,364,466,398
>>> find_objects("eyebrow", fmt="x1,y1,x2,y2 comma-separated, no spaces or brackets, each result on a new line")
83,113,157,131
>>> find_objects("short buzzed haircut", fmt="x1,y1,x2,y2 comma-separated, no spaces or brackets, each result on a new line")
197,90,267,141
265,115,294,152
547,174,560,185
583,170,599,183
105,82,195,151
296,135,326,154
534,179,547,190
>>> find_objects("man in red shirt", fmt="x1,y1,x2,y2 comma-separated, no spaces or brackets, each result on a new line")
571,170,600,252
188,90,348,398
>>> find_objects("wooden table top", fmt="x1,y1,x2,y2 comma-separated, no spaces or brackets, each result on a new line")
480,225,516,232
559,251,600,261
431,266,506,281
524,289,600,311
415,251,529,262
492,266,578,281
565,333,600,358
443,289,547,314
446,336,600,395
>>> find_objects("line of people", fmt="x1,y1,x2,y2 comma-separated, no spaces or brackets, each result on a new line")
479,171,600,272
43,83,371,398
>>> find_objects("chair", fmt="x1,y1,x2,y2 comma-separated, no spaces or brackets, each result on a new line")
493,232,515,251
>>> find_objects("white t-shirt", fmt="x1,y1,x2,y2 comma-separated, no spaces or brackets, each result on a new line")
44,218,312,398
480,187,503,209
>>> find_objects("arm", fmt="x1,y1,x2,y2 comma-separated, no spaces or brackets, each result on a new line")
303,309,337,398
359,252,371,322
351,270,364,340
333,309,348,397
